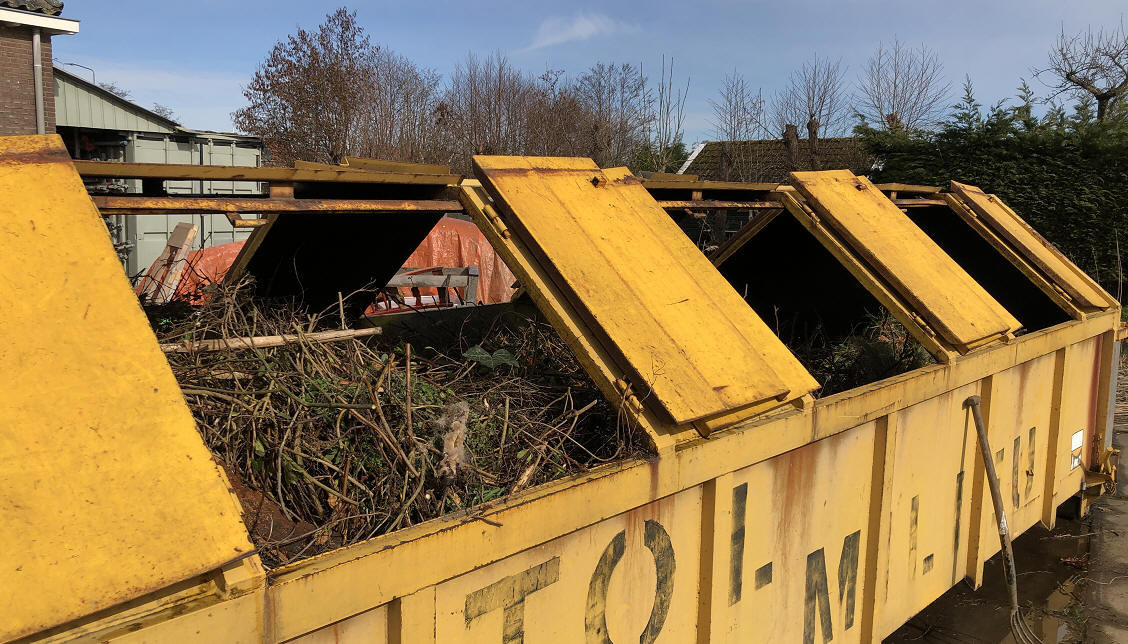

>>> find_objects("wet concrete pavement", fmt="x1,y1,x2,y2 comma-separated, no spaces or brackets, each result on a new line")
883,513,1092,643
1082,409,1128,642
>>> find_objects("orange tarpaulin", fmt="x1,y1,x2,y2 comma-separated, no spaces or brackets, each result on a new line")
164,216,517,306
397,216,517,305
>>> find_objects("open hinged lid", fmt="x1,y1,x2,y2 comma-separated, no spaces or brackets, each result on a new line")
775,170,1021,358
462,157,819,439
948,181,1116,316
0,136,254,640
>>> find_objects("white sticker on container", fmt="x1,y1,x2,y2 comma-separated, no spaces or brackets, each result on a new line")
1070,429,1084,470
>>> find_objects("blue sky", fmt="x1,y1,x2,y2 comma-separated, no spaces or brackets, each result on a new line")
51,1,1126,145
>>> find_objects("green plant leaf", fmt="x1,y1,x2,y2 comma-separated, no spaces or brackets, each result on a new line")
491,349,519,369
463,344,495,369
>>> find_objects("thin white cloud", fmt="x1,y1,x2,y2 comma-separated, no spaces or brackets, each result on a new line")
524,13,639,51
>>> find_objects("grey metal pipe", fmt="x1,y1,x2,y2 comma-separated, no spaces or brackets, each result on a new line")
32,28,44,134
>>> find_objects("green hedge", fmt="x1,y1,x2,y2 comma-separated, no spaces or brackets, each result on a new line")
858,84,1128,297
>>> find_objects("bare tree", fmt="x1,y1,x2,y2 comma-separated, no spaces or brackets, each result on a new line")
1036,21,1128,122
357,49,440,162
433,52,541,170
772,56,850,140
645,55,690,173
855,38,950,132
576,62,653,167
772,56,849,171
526,69,590,158
98,81,131,99
151,103,179,123
708,69,768,180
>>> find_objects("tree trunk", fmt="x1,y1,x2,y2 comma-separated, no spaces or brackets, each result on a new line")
806,117,822,170
711,209,729,247
783,124,800,172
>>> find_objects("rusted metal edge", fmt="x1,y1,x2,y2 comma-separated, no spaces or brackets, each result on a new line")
642,179,780,191
90,196,462,215
874,183,942,194
657,200,783,210
73,160,462,186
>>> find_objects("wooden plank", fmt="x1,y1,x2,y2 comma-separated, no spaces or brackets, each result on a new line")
161,326,381,353
645,179,776,191
135,222,198,303
949,181,1112,311
73,160,461,186
475,156,818,427
90,196,461,215
874,183,941,194
294,158,454,176
891,198,947,207
791,170,1020,353
657,200,782,210
709,209,784,266
342,157,452,175
224,214,277,285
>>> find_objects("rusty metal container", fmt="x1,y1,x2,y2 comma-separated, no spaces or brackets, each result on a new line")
1,136,1118,642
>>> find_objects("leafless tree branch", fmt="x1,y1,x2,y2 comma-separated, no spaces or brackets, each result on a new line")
855,38,950,132
1035,20,1128,121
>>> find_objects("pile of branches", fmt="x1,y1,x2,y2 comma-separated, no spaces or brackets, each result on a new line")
783,309,935,396
158,280,646,567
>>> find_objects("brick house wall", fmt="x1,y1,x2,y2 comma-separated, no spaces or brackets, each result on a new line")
0,24,55,135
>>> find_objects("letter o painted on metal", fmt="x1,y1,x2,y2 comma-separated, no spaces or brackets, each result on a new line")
584,519,676,643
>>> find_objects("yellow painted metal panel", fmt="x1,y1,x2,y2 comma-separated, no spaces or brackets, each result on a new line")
287,605,388,643
474,156,818,426
0,135,254,640
950,181,1112,311
715,423,877,643
433,488,701,643
874,385,980,639
1046,337,1101,519
106,589,264,644
790,171,1021,352
967,353,1056,584
457,182,669,447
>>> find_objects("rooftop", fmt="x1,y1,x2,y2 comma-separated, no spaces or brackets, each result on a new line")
0,0,62,15
680,137,874,183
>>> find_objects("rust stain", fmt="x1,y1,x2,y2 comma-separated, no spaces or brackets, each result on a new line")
0,148,68,166
90,196,461,215
771,442,819,562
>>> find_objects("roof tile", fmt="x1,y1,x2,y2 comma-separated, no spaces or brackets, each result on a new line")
683,137,873,183
0,0,63,15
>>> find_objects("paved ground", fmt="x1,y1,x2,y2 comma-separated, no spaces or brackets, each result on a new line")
1082,378,1128,642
